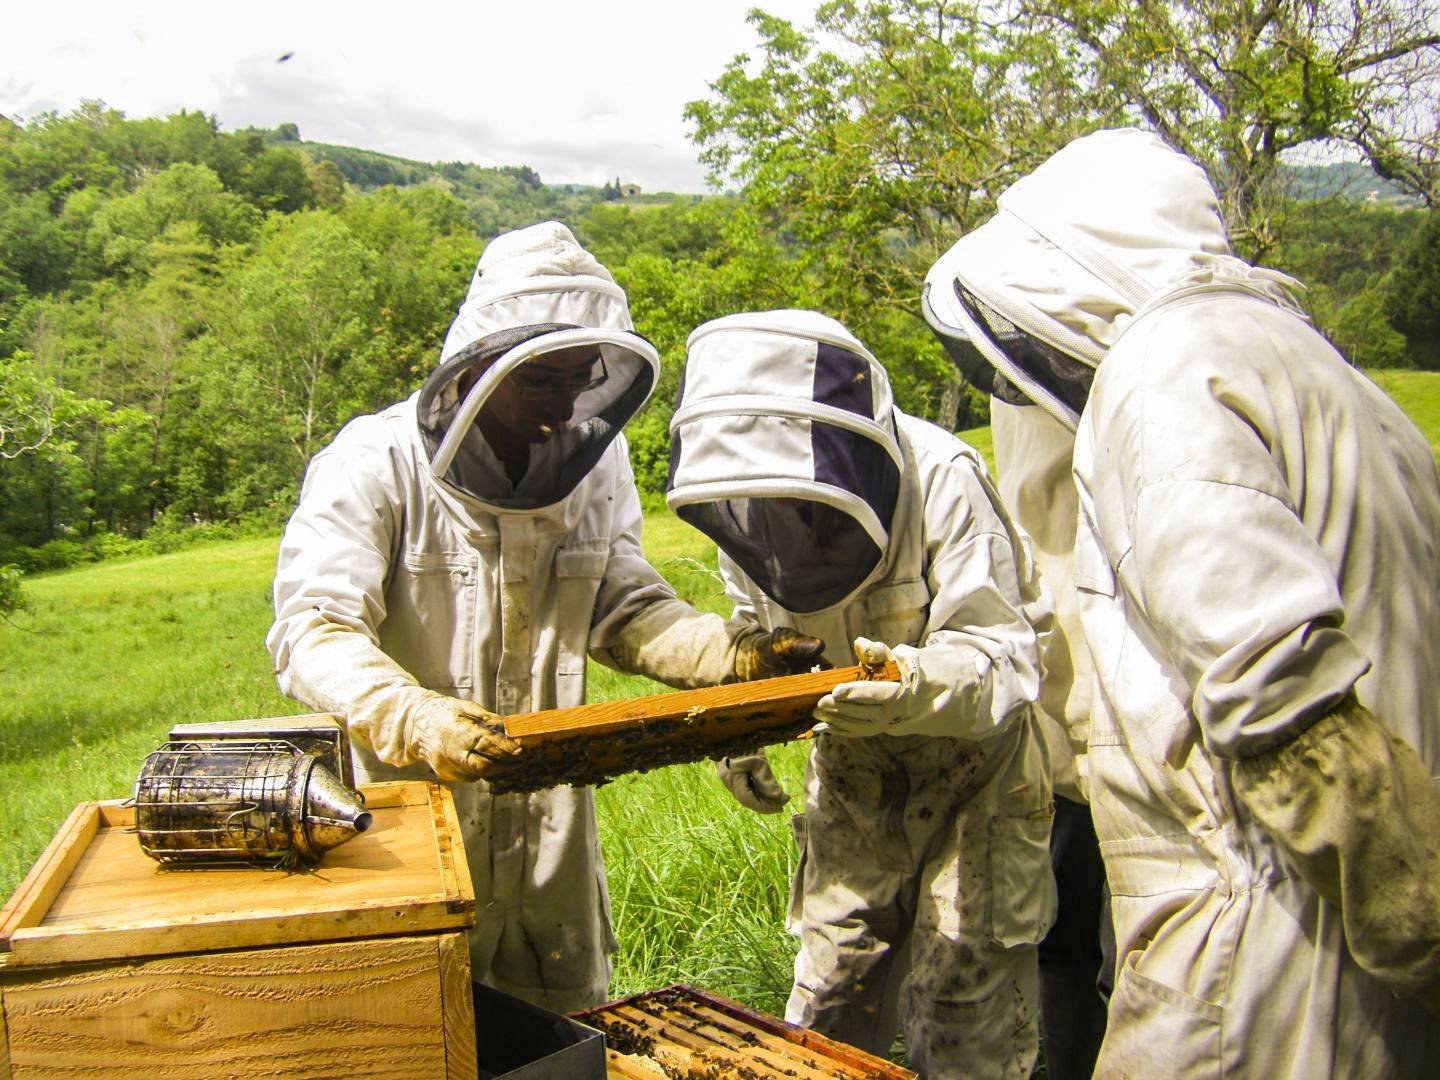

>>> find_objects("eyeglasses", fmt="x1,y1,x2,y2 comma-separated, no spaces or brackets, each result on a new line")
508,355,610,400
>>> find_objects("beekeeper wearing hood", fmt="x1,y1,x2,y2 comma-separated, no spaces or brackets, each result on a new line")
668,309,1054,1078
267,222,822,1013
924,128,1440,1076
927,270,1111,1079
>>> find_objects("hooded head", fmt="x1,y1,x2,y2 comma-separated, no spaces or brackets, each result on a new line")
923,128,1242,430
666,310,902,613
417,221,658,509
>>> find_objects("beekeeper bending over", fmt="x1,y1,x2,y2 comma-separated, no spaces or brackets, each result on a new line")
924,128,1440,1076
267,222,822,1013
667,309,1053,1079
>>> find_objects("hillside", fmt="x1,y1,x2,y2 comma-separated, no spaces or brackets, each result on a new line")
253,124,690,236
1285,161,1423,207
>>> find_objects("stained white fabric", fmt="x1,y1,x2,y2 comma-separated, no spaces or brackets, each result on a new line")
989,399,1091,803
933,126,1440,1076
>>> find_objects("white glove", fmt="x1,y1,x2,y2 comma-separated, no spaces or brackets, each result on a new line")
813,636,983,739
407,691,522,782
715,753,790,814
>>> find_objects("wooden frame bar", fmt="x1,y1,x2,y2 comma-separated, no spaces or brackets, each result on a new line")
492,662,897,793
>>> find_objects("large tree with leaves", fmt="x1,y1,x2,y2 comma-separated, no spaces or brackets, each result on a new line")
687,1,1101,321
1016,0,1440,258
685,2,1112,423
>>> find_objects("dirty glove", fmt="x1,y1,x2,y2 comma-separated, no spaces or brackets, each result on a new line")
407,691,523,782
1233,697,1440,1013
733,627,828,682
716,753,790,814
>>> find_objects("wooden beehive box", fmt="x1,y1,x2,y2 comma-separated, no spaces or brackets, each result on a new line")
0,781,477,1079
575,984,916,1079
491,662,898,794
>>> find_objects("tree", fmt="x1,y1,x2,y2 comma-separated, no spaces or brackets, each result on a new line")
240,148,317,213
1387,208,1440,368
85,162,260,276
1018,0,1440,258
686,2,1102,419
215,212,381,472
0,354,56,460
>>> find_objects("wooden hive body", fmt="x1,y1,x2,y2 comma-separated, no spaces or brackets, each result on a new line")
0,781,477,1079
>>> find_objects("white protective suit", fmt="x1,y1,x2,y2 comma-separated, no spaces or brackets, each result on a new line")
988,398,1091,803
667,310,1054,1079
267,222,737,1013
925,128,1440,1075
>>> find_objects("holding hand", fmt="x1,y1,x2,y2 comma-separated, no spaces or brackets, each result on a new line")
734,627,829,682
410,692,523,781
813,636,954,738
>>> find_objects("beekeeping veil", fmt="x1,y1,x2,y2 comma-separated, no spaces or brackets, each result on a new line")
667,310,902,613
416,221,659,509
921,128,1250,431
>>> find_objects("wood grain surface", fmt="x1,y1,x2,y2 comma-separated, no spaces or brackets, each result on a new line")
0,933,467,1078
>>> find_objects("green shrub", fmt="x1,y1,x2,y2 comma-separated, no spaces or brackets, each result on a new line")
0,564,27,618
85,531,154,562
23,539,87,572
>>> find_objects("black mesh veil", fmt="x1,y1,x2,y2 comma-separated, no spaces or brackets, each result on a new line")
680,494,884,614
950,283,1095,416
417,323,657,510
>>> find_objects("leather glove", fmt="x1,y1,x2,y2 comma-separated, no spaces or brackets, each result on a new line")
408,691,523,782
733,627,828,682
1233,697,1440,1012
715,753,790,814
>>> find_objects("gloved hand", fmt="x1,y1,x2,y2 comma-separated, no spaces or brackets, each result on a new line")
1233,697,1440,1012
733,627,828,682
813,636,967,739
408,691,523,782
715,753,790,813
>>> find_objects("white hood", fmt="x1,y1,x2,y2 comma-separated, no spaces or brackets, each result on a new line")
923,127,1301,430
417,221,658,511
667,310,903,613
441,219,634,355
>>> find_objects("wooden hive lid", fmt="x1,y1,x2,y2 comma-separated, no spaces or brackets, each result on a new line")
0,781,473,968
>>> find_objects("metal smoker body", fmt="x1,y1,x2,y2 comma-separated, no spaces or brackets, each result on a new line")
131,716,371,866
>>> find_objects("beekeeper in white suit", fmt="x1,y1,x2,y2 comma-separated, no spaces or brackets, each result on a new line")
925,279,1111,1077
267,222,823,1013
924,128,1440,1076
668,309,1054,1078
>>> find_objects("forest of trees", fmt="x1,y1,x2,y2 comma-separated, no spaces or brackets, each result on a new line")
2,0,1438,581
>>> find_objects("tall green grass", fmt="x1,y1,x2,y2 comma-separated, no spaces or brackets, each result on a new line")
1365,369,1440,464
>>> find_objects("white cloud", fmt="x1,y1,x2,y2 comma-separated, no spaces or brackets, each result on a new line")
1,0,820,192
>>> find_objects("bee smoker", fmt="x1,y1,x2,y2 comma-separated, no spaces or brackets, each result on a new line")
131,714,372,866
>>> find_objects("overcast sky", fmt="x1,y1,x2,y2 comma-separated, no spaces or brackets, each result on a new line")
1,0,821,193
